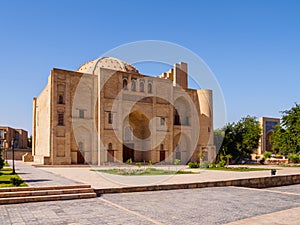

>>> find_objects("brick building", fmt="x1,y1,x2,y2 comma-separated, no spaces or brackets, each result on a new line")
32,57,215,165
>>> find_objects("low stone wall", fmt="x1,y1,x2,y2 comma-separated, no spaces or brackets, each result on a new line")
3,149,31,161
94,174,300,195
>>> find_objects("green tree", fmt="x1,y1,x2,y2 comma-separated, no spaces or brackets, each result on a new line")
218,116,261,163
271,103,300,154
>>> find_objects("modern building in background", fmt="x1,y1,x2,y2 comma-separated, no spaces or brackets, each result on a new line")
0,126,28,149
257,117,280,154
32,57,215,165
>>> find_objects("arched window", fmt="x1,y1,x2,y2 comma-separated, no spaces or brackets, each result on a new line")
123,79,128,90
140,81,144,92
160,144,164,150
148,83,152,93
108,112,113,124
131,79,136,91
58,95,64,104
108,143,113,150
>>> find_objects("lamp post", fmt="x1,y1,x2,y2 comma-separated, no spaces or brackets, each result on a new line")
3,130,7,163
11,138,15,174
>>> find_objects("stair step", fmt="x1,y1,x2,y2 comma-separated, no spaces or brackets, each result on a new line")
0,188,94,198
0,192,96,204
0,184,91,193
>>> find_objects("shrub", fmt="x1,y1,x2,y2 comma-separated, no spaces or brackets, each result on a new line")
188,162,199,168
288,154,300,163
126,158,132,164
209,162,216,168
217,160,226,168
10,177,23,186
263,152,272,159
148,160,152,168
200,161,209,168
174,159,181,165
135,162,142,168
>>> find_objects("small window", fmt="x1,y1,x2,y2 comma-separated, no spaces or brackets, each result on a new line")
58,113,64,126
58,95,64,104
79,110,84,119
108,112,113,124
131,79,136,91
140,81,144,92
160,144,164,150
123,79,128,90
160,117,165,126
148,83,152,93
108,143,113,150
208,127,210,132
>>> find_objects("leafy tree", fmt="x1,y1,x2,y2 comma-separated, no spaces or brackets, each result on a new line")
271,103,300,154
217,116,261,163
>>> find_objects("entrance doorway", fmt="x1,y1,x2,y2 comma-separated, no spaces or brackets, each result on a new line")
77,151,85,164
160,151,165,162
107,150,114,162
123,144,134,162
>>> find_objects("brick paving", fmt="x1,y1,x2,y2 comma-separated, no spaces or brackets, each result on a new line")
0,186,300,224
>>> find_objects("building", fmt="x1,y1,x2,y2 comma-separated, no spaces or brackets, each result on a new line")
32,57,215,165
257,117,280,154
0,126,28,149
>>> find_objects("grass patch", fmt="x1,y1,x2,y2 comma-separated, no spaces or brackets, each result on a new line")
92,168,195,176
0,168,27,188
206,167,273,172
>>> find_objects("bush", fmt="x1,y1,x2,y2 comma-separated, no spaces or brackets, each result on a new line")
217,160,226,168
188,162,199,168
263,152,272,159
126,158,132,164
209,162,216,168
174,159,181,165
10,177,23,186
135,162,142,168
288,154,300,163
200,161,209,168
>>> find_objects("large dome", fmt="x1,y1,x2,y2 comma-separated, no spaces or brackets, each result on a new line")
77,57,139,74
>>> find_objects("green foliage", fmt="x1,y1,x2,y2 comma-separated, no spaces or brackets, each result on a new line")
188,161,199,168
135,162,142,168
174,159,181,165
126,158,132,164
218,116,261,163
10,177,24,186
217,160,226,168
0,148,4,170
148,160,152,168
263,152,272,159
209,162,216,168
200,161,209,168
271,103,300,155
288,154,300,163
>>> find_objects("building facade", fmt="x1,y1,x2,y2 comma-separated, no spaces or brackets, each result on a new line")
32,57,215,165
257,117,280,154
0,126,28,149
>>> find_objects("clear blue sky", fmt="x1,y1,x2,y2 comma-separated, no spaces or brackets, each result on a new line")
0,0,299,135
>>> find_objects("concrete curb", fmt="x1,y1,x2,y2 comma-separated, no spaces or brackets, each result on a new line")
94,174,300,195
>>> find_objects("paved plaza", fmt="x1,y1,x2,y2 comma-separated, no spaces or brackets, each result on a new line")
1,185,300,224
2,161,300,224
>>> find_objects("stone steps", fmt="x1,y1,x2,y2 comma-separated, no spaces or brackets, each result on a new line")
0,184,96,204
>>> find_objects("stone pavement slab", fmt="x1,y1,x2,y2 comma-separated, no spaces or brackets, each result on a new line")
12,160,81,187
1,186,300,224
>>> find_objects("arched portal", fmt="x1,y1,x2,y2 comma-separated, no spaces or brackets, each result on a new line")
122,111,150,162
174,97,191,126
